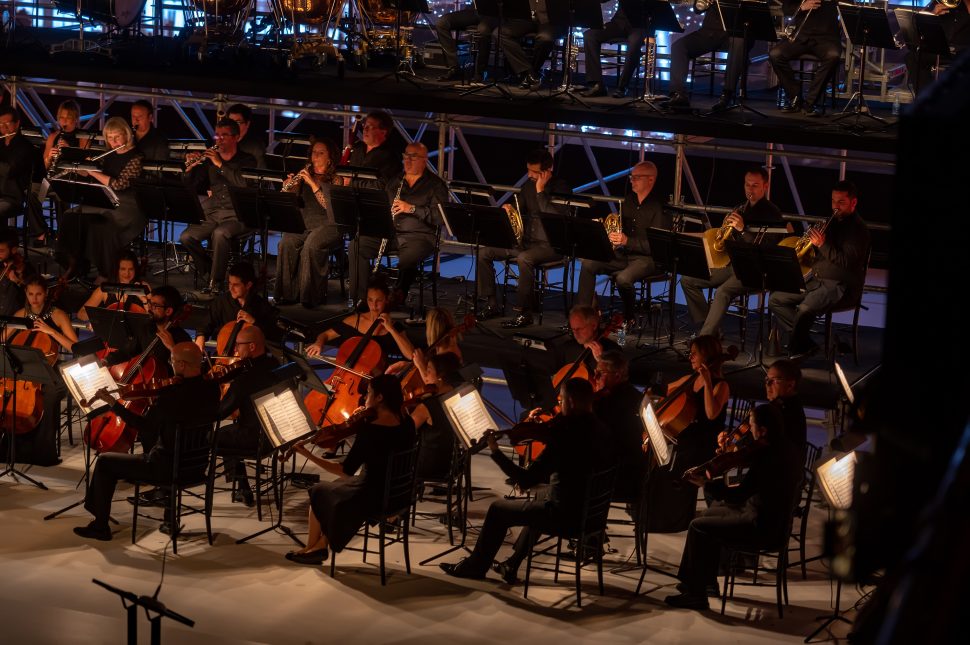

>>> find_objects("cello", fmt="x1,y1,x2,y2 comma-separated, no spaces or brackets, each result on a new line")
0,317,59,434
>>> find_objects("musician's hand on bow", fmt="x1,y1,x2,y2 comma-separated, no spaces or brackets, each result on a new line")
92,387,116,406
236,310,255,325
725,212,745,231
412,348,428,372
305,342,323,358
586,340,604,361
608,231,628,247
157,327,175,351
808,227,826,248
525,407,543,422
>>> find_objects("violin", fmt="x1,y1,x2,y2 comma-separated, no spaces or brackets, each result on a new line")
204,358,253,384
683,435,767,488
0,254,25,284
396,314,475,398
79,377,183,408
402,383,438,411
469,420,556,455
280,405,378,461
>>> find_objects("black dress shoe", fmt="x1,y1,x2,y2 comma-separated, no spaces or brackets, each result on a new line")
710,91,734,112
285,548,329,565
437,66,463,82
440,559,486,580
74,522,112,541
582,82,606,97
781,95,804,113
666,91,691,110
789,340,820,361
468,75,487,87
664,591,710,610
676,582,721,598
492,560,520,585
804,103,825,117
476,305,502,321
232,488,255,508
519,73,540,90
501,314,533,329
611,86,629,98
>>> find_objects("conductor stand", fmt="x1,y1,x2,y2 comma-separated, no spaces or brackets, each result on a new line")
704,0,776,121
92,578,195,645
616,0,685,112
377,0,429,88
539,0,604,108
133,167,206,283
832,2,897,132
460,0,531,99
439,201,518,316
0,319,53,490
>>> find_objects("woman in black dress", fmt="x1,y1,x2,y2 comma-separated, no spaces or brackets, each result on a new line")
409,351,464,482
76,250,150,321
286,374,416,564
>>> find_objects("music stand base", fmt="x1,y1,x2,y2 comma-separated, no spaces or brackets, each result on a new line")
0,466,48,490
705,98,769,120
541,85,593,108
635,562,680,595
236,520,305,546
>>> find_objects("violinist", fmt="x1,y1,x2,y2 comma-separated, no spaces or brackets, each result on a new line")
305,276,414,364
410,351,464,483
560,305,621,371
8,276,78,353
592,350,646,502
214,325,281,507
73,342,220,541
664,403,802,610
274,136,342,308
76,250,150,321
440,378,616,584
195,262,279,350
762,359,807,458
386,307,464,383
55,116,144,282
0,226,33,316
286,374,415,565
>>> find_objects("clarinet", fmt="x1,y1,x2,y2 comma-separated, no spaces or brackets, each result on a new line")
373,179,403,275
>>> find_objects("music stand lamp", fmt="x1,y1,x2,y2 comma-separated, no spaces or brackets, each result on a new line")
539,0,604,107
833,2,897,130
617,0,685,112
462,0,534,99
705,0,777,120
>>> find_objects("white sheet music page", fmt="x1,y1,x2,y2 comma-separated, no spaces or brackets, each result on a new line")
60,359,118,416
444,387,496,448
817,452,857,510
254,388,314,448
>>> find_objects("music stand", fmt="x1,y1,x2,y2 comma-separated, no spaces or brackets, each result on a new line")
617,0,685,112
646,229,710,350
705,0,777,120
230,185,305,297
461,0,534,99
540,0,604,107
48,177,120,209
540,212,613,305
502,358,559,413
833,2,897,131
329,185,395,284
92,578,195,645
894,9,950,96
85,306,155,366
132,172,206,282
377,0,430,86
439,202,518,314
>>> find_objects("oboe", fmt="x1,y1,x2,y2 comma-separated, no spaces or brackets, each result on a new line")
373,179,403,275
184,144,219,172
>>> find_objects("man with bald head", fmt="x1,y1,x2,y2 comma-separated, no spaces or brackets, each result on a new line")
576,161,671,322
75,342,220,541
214,325,282,506
347,141,448,305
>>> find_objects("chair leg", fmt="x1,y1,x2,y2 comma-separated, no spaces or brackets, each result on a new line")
575,543,583,608
132,482,140,544
553,537,562,583
254,460,263,522
524,542,535,599
330,548,337,578
379,523,387,586
596,535,605,596
171,488,180,555
403,521,412,576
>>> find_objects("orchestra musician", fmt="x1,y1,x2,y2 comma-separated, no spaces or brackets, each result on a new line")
130,99,170,161
665,3,754,112
0,106,39,225
401,306,465,382
499,0,566,90
345,110,403,191
592,350,648,502
226,103,267,169
664,403,802,610
0,226,33,316
759,358,807,459
305,276,415,364
274,136,342,308
76,250,150,321
409,351,465,483
769,0,842,116
434,5,499,83
42,99,90,169
108,285,192,369
195,262,280,350
768,180,870,359
285,374,416,564
8,276,77,353
348,142,448,307
904,0,970,95
560,305,621,370
580,4,647,98
680,167,787,338
576,161,670,322
439,377,617,584
72,342,220,541
55,116,145,282
214,325,281,507
178,118,257,294
476,148,570,328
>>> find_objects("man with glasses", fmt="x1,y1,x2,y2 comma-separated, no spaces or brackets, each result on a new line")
559,305,621,374
226,103,266,168
74,342,220,541
347,142,447,306
576,161,670,323
195,262,279,352
346,110,403,190
763,359,806,457
179,119,257,294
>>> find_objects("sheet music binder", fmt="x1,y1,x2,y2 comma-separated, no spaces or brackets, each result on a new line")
59,355,119,417
639,398,671,466
816,451,857,511
439,383,498,450
251,382,318,451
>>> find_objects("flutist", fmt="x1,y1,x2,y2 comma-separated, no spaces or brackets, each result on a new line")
54,116,145,282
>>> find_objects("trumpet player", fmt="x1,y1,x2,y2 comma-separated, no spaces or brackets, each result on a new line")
178,118,257,294
576,161,669,323
347,142,448,307
768,180,870,359
275,137,342,308
54,117,145,282
476,148,570,328
769,0,841,116
681,167,786,339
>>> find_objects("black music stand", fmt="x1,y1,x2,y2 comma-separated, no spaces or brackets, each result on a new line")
378,0,430,86
705,0,777,120
132,173,206,282
647,229,710,351
834,2,897,131
462,0,533,99
85,306,155,366
894,9,950,96
541,212,614,306
617,0,685,112
540,0,604,107
229,185,305,298
49,177,120,209
92,578,195,645
502,357,559,413
439,202,518,314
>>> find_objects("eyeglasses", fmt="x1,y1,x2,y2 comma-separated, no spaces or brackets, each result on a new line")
402,153,425,160
764,377,790,385
630,175,656,180
148,301,167,309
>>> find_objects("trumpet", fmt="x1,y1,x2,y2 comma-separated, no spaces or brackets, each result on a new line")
185,144,219,172
282,162,312,191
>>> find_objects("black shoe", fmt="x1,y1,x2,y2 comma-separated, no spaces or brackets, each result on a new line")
492,560,520,584
440,559,486,580
710,91,734,112
437,66,463,82
127,488,169,507
232,488,255,508
781,95,804,113
519,74,540,90
611,86,629,99
73,521,112,541
501,314,533,329
788,339,820,361
581,82,606,97
476,305,501,321
664,592,710,610
666,91,691,110
804,103,825,117
676,582,721,598
285,548,329,565
159,520,176,536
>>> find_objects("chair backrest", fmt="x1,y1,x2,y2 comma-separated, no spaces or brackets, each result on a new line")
578,466,619,538
728,399,753,430
172,421,216,486
382,444,419,517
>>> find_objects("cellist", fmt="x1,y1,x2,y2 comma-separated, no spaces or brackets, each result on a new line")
9,276,78,353
194,262,279,352
76,250,150,322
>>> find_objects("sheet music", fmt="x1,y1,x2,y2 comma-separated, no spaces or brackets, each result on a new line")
442,385,496,449
253,387,315,449
817,452,857,510
639,400,671,466
59,359,118,415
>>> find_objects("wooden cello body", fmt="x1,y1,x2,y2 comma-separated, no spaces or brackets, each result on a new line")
0,329,58,434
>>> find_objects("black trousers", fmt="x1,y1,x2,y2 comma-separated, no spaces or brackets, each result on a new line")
500,20,565,76
435,10,499,74
583,18,645,87
347,234,434,303
677,502,767,594
668,28,750,95
462,496,560,576
178,214,249,288
85,453,171,528
769,36,840,106
576,253,656,318
477,244,559,315
275,226,342,306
